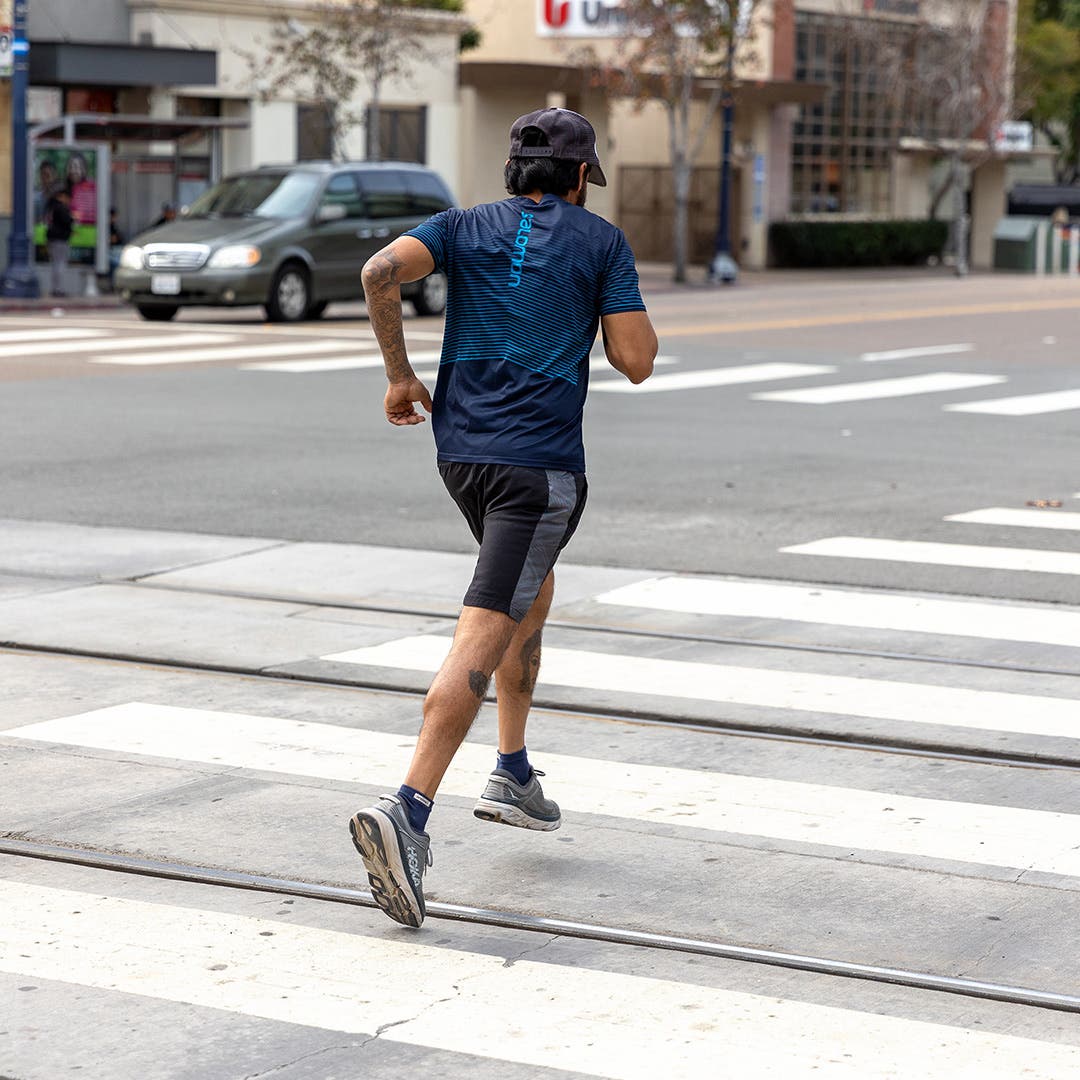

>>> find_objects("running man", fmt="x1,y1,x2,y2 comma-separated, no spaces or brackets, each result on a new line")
350,108,657,927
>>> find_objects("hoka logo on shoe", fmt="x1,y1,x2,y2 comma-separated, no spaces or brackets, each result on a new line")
407,845,422,888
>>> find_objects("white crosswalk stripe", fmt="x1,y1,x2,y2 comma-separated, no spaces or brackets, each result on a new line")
320,636,1077,740
0,327,109,344
753,372,1006,404
5,881,1076,1078
241,349,441,373
5,332,235,358
90,339,371,366
945,507,1080,531
781,536,1080,576
859,344,974,362
595,576,1080,649
945,388,1080,415
591,362,836,393
9,701,1080,872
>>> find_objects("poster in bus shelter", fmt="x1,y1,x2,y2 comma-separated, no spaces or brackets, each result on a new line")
33,146,99,266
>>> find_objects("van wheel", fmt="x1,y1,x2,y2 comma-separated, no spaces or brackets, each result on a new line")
411,271,447,317
265,263,310,322
307,300,329,320
135,303,179,321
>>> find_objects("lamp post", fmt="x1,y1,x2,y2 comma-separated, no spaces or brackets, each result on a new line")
708,18,739,285
1,0,38,298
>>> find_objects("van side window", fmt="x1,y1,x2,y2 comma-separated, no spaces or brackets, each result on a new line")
356,169,411,219
320,174,364,219
407,171,454,214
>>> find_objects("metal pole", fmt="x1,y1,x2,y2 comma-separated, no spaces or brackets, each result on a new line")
709,38,738,285
1,0,38,297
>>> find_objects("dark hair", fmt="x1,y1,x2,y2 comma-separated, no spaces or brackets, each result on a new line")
505,157,586,197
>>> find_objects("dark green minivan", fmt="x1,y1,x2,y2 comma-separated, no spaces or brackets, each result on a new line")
115,161,454,322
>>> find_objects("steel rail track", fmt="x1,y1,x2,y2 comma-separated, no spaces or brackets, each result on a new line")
4,641,1080,773
4,838,1079,1015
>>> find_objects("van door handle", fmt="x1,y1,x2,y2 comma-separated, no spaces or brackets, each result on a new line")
356,229,373,239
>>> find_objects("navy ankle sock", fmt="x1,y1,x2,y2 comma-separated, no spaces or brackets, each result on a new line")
397,784,433,833
496,746,531,785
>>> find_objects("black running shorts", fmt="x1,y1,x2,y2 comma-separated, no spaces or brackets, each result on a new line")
438,462,588,621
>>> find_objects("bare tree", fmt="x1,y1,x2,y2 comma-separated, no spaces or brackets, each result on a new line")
578,0,761,283
241,1,459,161
848,0,1011,276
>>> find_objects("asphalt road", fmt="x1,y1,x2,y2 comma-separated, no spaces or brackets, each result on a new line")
4,271,1080,1078
0,272,1078,602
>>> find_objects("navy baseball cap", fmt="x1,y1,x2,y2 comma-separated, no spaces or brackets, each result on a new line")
508,107,608,187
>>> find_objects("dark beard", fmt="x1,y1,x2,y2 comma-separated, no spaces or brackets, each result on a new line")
574,185,587,208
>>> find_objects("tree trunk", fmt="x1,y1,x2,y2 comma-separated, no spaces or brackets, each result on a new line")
368,95,381,162
670,82,692,284
951,153,968,278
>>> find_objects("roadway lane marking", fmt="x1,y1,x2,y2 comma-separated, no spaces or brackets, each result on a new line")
5,332,236,358
656,297,1080,337
240,349,443,372
945,388,1080,415
752,372,1006,404
590,362,836,393
322,636,1080,742
589,354,678,370
594,577,1080,650
10,703,1080,874
7,883,1078,1078
781,536,1080,576
860,344,974,362
945,508,1080,531
89,340,368,366
0,328,109,344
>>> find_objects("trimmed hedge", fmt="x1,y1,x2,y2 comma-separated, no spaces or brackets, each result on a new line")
769,220,948,268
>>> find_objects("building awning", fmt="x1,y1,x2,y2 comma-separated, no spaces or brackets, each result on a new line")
29,41,217,88
898,135,1057,160
460,60,826,108
31,114,247,144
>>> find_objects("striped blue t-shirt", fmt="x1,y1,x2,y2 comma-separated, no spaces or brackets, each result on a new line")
405,194,645,473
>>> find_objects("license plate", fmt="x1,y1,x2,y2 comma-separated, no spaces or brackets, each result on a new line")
151,274,181,296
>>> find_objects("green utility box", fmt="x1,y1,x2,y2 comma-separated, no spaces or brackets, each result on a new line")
992,217,1042,271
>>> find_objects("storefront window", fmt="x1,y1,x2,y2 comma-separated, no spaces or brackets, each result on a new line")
791,12,906,215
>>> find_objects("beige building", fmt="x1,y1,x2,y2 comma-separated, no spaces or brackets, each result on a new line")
458,0,1021,271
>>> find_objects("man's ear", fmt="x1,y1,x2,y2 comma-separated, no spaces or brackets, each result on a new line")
578,162,589,191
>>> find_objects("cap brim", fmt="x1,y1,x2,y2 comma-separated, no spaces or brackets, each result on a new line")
589,163,608,187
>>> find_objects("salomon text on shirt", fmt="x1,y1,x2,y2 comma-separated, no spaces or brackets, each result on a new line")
405,194,646,474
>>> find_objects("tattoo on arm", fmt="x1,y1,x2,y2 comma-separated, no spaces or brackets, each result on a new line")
518,629,542,693
363,247,412,383
468,669,491,700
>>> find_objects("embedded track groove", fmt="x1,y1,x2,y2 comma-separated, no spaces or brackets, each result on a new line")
3,838,1078,1015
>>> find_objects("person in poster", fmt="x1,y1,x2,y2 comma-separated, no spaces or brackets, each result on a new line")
33,148,99,268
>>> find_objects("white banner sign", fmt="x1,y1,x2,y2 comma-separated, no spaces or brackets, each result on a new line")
0,0,10,78
995,121,1034,154
0,28,12,78
537,0,630,38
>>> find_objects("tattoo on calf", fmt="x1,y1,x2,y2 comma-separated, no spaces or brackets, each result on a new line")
468,669,491,699
519,629,543,693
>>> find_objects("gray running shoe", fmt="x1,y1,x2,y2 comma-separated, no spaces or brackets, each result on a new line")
349,794,431,928
473,768,561,831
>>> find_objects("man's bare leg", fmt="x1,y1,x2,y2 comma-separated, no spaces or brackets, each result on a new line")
494,572,554,755
403,605,518,798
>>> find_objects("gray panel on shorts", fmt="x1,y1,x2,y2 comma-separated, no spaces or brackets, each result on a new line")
508,470,577,620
